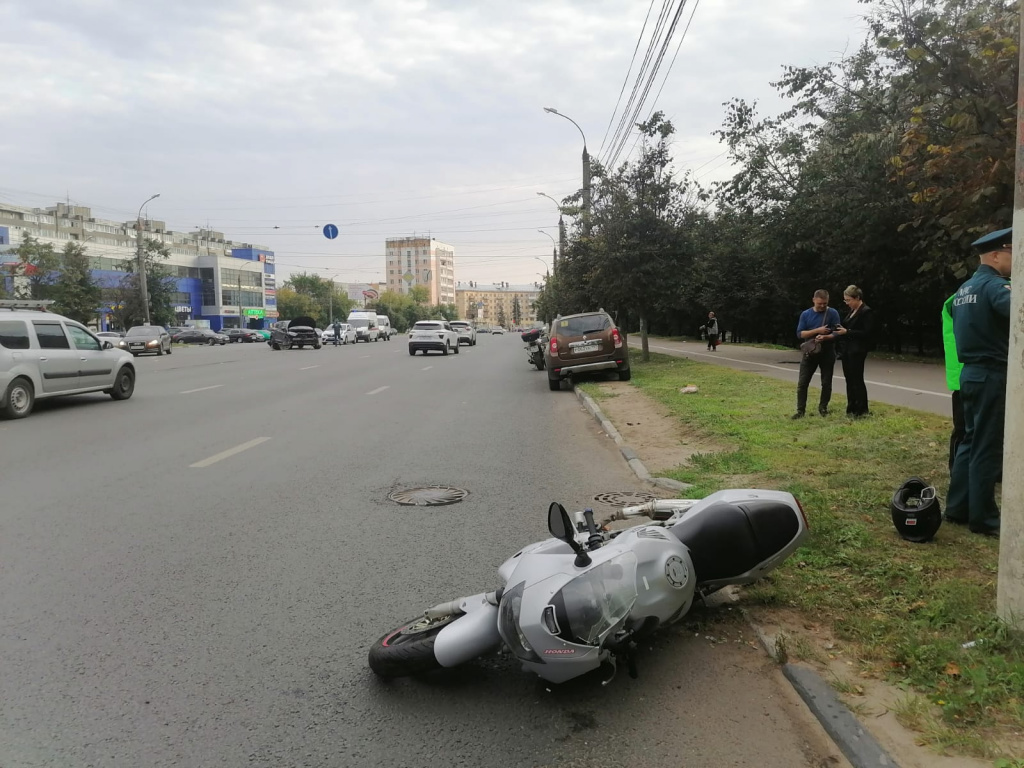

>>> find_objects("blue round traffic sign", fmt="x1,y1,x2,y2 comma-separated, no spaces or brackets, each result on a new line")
323,224,339,240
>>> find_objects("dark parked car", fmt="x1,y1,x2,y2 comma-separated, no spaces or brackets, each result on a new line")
173,328,228,345
544,310,630,391
224,328,260,343
124,325,172,356
270,316,321,350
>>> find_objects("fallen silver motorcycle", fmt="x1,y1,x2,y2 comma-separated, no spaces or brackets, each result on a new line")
368,489,809,684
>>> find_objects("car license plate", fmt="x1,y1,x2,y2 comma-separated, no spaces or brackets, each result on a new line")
574,342,599,354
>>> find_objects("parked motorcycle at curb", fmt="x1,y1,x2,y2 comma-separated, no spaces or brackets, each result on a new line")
521,328,545,370
368,489,809,685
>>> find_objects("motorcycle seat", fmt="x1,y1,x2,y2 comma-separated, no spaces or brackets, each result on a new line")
669,500,801,583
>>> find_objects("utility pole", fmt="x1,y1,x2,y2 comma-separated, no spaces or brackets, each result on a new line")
997,22,1024,626
582,146,592,236
135,194,159,325
238,272,244,329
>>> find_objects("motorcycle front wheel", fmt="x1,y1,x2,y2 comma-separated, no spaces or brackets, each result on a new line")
368,613,459,678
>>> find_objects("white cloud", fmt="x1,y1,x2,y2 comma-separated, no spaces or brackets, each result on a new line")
2,0,869,286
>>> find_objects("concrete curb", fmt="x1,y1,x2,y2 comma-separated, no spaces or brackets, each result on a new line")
574,382,898,768
572,385,690,492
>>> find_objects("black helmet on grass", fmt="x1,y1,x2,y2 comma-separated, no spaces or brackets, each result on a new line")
890,477,941,543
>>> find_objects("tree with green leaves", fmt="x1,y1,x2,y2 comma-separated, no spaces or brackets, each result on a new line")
409,285,430,305
280,273,355,325
497,305,507,328
276,286,320,322
512,297,523,326
51,242,101,324
13,234,59,300
114,238,178,327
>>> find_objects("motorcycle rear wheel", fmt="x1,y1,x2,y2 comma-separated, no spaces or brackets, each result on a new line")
368,613,459,678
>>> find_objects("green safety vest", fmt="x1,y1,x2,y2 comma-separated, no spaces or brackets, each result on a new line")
941,292,962,392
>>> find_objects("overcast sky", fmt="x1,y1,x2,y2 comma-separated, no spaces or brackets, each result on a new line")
3,0,868,288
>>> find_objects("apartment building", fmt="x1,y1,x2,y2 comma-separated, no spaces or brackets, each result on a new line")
384,237,455,305
455,282,542,327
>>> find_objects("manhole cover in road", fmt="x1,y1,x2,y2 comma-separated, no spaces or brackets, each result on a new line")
593,491,659,508
388,486,469,507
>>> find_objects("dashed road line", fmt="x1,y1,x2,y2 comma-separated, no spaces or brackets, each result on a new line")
180,385,224,394
190,437,271,468
366,386,390,396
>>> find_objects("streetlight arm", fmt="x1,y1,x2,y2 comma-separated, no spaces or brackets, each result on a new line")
544,107,587,150
137,193,160,221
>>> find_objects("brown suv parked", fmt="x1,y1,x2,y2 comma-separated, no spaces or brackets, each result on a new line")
544,311,630,391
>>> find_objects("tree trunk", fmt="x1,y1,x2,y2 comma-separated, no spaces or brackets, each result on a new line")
640,314,650,362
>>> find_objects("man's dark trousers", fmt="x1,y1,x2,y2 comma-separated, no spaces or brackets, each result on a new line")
796,350,835,414
948,390,965,473
946,364,1005,531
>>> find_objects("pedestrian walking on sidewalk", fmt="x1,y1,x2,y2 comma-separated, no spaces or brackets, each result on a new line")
834,285,874,418
945,226,1012,538
792,289,842,419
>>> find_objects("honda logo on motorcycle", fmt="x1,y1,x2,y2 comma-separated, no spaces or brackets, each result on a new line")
543,648,576,655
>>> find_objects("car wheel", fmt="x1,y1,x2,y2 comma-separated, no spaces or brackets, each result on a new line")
548,376,561,391
454,343,459,355
208,339,215,346
314,343,322,350
442,343,449,356
157,345,165,356
1,376,35,420
619,367,631,381
167,344,172,355
271,341,281,350
109,367,135,401
408,348,416,356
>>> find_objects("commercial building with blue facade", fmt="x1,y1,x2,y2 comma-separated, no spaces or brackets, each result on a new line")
0,202,277,331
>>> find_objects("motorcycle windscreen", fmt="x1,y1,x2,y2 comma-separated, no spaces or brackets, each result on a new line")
553,553,638,646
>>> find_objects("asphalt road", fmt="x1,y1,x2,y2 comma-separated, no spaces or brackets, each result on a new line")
637,337,951,416
0,334,843,768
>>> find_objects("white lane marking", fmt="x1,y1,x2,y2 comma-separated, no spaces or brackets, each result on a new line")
647,344,950,399
300,365,320,370
366,386,390,396
422,366,433,371
180,385,223,394
190,437,271,468
360,355,370,359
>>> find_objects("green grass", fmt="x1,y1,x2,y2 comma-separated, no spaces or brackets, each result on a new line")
609,354,1022,758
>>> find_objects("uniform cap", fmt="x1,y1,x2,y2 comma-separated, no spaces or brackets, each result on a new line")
971,227,1012,253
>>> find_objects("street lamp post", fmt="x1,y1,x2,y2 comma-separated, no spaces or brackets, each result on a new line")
536,230,557,273
536,192,566,267
136,193,160,325
543,108,590,234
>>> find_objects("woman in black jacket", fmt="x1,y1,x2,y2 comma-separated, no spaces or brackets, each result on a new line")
835,285,874,417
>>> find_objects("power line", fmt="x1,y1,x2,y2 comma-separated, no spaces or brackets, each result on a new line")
597,0,658,158
601,0,676,169
605,0,691,171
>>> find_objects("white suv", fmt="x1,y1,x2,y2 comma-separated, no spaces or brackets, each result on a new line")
448,320,477,346
0,304,137,420
408,320,460,356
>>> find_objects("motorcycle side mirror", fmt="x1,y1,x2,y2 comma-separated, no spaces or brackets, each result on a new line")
547,503,591,568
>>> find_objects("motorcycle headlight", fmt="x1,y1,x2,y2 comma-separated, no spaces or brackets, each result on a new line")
497,581,541,663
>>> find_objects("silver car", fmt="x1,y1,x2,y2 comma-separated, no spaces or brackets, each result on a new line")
0,306,137,420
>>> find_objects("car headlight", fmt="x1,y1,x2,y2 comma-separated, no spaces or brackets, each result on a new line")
497,581,541,663
146,340,159,346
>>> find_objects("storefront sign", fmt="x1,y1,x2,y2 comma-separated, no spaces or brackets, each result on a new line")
244,308,265,318
222,308,238,315
174,305,192,313
266,310,279,318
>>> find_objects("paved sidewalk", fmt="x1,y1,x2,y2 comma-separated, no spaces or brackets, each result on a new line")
633,338,950,417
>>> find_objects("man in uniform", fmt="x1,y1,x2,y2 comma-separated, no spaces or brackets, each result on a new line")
944,226,1013,537
332,318,342,346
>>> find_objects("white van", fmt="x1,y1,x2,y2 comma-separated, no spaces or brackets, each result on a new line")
376,315,393,341
347,310,380,342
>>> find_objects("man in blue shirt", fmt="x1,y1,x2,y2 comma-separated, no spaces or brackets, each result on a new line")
792,289,843,419
944,226,1012,538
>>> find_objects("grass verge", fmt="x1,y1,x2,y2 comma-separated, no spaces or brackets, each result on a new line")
591,353,1022,759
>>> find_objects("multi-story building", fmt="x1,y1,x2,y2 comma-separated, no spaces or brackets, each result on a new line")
455,283,543,327
0,202,277,331
384,237,455,305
